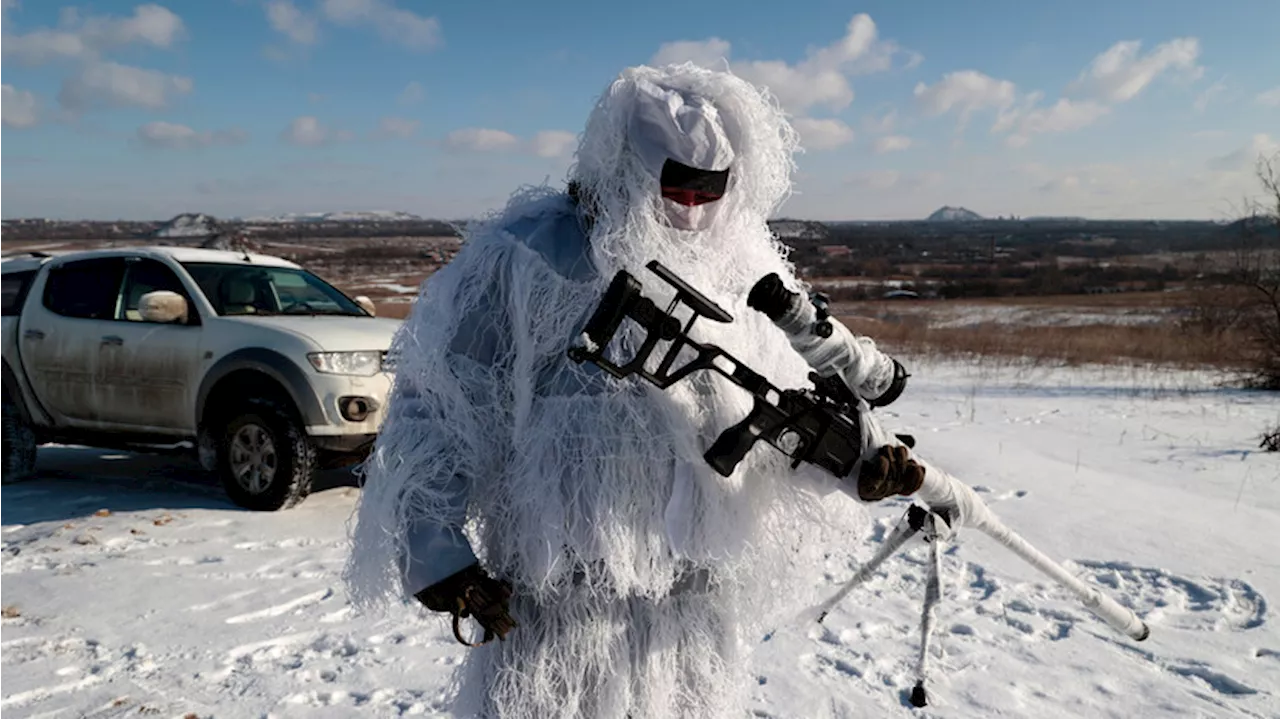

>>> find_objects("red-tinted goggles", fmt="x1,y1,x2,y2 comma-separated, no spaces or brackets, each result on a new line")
660,187,724,206
660,158,729,207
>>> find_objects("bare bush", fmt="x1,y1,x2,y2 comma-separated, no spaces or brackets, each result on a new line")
1235,152,1280,389
1261,423,1279,452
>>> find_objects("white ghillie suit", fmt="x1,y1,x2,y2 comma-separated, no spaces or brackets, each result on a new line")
344,63,963,718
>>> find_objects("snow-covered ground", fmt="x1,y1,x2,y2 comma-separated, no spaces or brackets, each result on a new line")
2,360,1276,718
842,300,1179,329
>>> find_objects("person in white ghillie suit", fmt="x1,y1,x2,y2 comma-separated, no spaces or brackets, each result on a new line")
343,63,961,718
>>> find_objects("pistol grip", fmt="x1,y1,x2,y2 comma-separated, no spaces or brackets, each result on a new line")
705,399,768,477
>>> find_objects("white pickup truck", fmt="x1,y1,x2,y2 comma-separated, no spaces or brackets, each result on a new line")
1,246,403,510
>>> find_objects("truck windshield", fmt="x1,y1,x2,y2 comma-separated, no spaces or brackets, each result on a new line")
182,262,368,317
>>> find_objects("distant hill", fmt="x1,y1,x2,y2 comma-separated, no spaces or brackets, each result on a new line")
769,218,829,242
927,206,984,222
241,210,424,224
1220,214,1280,240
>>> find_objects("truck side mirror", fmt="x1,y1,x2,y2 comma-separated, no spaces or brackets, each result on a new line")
354,295,377,316
138,290,189,324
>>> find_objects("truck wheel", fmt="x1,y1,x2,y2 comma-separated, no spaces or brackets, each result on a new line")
217,399,316,511
2,391,37,484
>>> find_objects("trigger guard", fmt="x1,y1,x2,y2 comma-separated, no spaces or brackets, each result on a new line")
452,611,495,648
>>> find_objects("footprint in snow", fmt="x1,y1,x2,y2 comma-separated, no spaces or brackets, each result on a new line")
1070,560,1266,632
1098,637,1261,698
280,687,444,714
0,634,169,713
224,588,333,624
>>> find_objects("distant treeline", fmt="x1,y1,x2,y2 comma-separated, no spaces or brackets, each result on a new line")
784,218,1249,278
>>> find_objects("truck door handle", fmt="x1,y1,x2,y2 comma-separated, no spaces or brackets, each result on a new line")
23,329,45,340
101,335,124,346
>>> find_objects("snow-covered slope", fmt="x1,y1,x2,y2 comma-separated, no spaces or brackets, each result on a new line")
927,206,984,222
153,213,221,238
1,361,1276,718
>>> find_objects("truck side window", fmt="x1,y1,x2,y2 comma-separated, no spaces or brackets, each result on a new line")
119,258,192,322
42,258,127,320
1,270,36,316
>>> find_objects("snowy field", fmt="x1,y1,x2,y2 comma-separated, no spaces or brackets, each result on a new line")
2,360,1277,718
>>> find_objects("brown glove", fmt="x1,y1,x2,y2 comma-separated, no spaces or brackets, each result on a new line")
414,563,518,647
857,444,926,502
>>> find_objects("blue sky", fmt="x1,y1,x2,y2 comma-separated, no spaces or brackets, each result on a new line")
2,0,1278,221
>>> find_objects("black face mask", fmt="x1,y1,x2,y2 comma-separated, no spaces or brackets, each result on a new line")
660,158,730,206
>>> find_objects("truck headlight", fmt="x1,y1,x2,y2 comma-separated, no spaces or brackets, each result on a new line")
307,351,384,377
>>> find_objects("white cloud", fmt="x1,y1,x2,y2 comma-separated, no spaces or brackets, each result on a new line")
873,134,912,154
265,0,318,45
439,127,578,157
1069,38,1202,103
444,127,520,153
372,115,419,139
650,13,916,115
136,121,248,149
91,4,184,48
740,61,855,114
2,4,185,66
1038,174,1082,194
57,60,193,111
847,170,902,190
3,5,191,116
792,117,855,150
1028,163,1141,198
281,115,350,146
909,171,944,190
2,84,39,128
844,169,941,193
996,96,1111,147
863,108,897,134
320,0,441,50
397,80,425,105
1017,99,1112,133
914,70,1017,122
1193,77,1227,112
528,130,577,158
922,37,1198,148
1207,133,1279,172
918,34,1201,148
1257,86,1280,108
651,38,731,69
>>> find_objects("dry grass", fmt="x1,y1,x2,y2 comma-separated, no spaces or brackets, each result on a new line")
835,312,1252,369
367,287,1256,371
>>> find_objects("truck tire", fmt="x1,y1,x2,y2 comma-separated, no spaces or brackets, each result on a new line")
217,398,316,511
2,390,38,484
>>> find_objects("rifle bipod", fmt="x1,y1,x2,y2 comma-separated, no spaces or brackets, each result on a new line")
814,504,953,709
